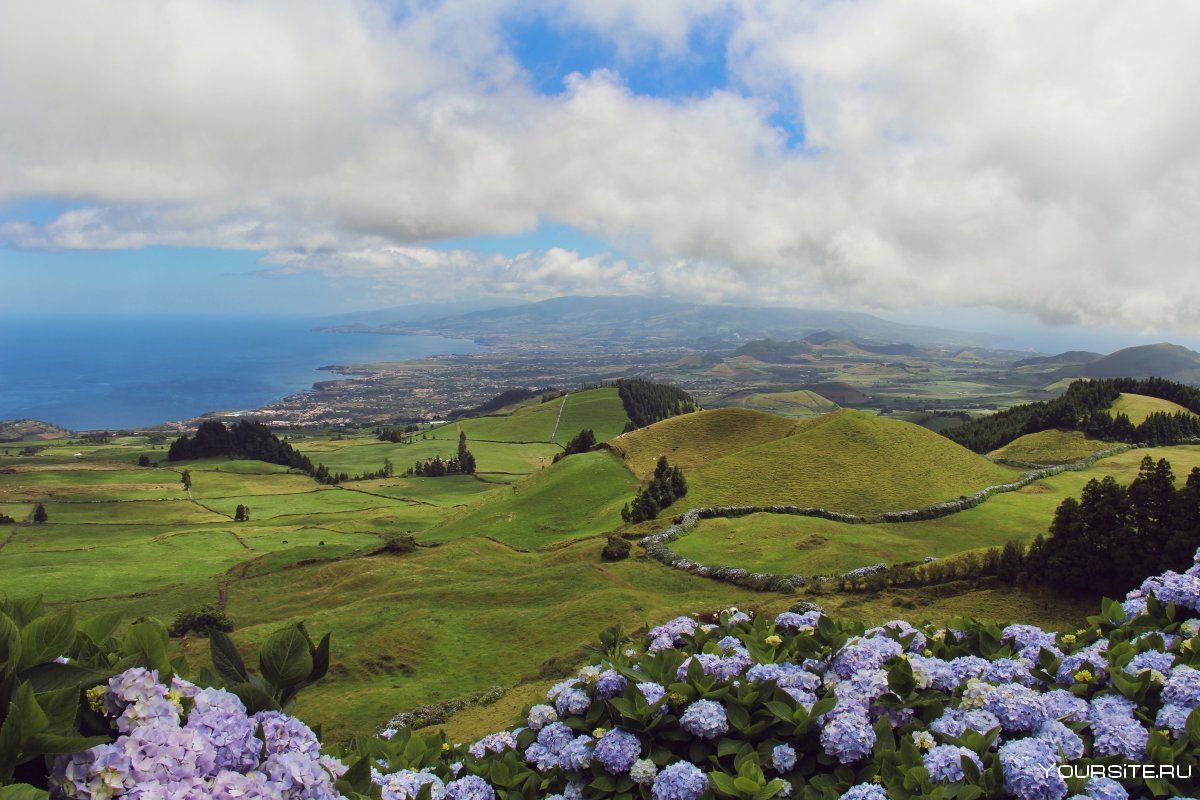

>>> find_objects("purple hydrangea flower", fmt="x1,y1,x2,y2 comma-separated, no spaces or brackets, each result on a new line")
260,750,340,799
554,687,591,717
185,706,262,772
831,637,902,679
929,708,1000,739
1002,625,1057,653
923,744,982,782
467,731,517,759
839,785,889,800
1056,649,1109,686
210,769,277,800
1155,703,1190,739
527,704,557,730
524,743,559,772
651,762,707,800
593,728,641,774
948,656,989,686
1081,776,1128,800
983,658,1038,687
558,736,594,772
1041,690,1089,724
867,620,927,653
648,617,698,649
1089,694,1136,721
636,682,666,708
1123,650,1174,677
746,663,820,693
536,722,575,754
253,711,321,759
680,699,728,739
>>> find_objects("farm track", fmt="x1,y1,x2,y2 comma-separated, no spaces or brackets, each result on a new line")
549,393,569,442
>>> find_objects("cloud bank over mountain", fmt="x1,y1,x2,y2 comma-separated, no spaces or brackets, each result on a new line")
2,0,1199,330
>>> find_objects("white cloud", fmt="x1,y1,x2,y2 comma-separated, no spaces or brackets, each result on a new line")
2,0,1200,332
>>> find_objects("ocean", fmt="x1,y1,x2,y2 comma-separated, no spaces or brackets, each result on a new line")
0,314,480,430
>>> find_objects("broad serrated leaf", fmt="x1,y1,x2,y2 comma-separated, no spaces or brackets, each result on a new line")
18,609,75,671
208,628,249,685
259,625,313,689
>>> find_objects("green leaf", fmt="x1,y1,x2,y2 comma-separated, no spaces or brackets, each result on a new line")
18,609,75,671
227,681,280,714
0,612,21,678
308,633,331,683
259,625,314,689
24,732,112,755
32,686,79,733
709,772,739,798
77,611,124,648
0,784,50,800
208,628,249,685
122,618,172,677
19,662,111,693
1187,705,1200,747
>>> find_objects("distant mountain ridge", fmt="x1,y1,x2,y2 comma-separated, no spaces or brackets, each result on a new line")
1054,343,1200,383
0,419,73,442
1011,350,1103,368
353,295,1004,349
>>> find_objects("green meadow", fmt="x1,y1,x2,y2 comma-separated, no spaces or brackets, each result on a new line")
2,390,1151,741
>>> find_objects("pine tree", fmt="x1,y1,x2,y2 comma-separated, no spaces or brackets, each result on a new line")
33,503,48,523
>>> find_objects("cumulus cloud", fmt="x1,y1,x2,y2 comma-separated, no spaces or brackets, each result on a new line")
2,0,1199,331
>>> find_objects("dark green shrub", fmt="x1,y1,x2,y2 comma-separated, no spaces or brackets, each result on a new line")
168,604,234,637
601,536,631,561
379,533,417,554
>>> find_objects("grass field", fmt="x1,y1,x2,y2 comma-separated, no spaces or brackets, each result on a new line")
671,445,1200,577
729,390,838,418
428,388,630,445
425,451,638,548
989,428,1108,464
608,408,796,478
1110,392,1197,424
681,410,1020,514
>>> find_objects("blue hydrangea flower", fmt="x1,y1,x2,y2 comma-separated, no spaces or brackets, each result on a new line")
1035,720,1084,761
948,655,989,686
929,708,1000,739
1056,649,1109,686
537,722,575,754
998,737,1067,800
774,611,820,630
648,617,698,649
651,761,707,800
1163,665,1200,709
679,699,728,739
923,744,982,782
1152,571,1200,611
867,620,927,653
746,663,821,693
554,687,591,717
594,670,628,700
1041,690,1089,723
820,709,875,764
771,743,796,773
1092,715,1148,759
593,728,641,774
637,682,666,709
260,750,341,799
524,743,559,772
983,658,1038,687
1002,624,1058,653
907,655,956,691
1124,650,1174,678
982,683,1047,733
839,784,889,800
1155,703,1190,738
211,768,276,800
185,706,261,772
830,637,903,679
445,775,494,800
559,736,594,772
1081,776,1128,800
377,768,445,800
1089,694,1136,720
468,731,517,759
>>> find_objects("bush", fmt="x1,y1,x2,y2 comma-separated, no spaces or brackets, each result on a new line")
601,535,631,561
379,532,418,553
168,603,234,637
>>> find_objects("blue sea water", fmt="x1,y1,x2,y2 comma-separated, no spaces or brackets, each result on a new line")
0,314,480,430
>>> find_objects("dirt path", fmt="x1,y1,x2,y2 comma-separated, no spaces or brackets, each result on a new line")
549,393,569,442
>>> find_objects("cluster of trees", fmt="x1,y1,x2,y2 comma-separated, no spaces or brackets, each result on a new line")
621,456,687,524
136,455,156,467
943,377,1200,453
553,429,596,463
233,504,250,522
167,420,314,472
312,459,394,485
957,456,1200,597
616,379,699,431
409,432,476,477
0,512,14,524
376,424,421,443
79,433,111,445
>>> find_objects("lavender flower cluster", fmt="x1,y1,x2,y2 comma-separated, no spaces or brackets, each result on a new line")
52,669,346,800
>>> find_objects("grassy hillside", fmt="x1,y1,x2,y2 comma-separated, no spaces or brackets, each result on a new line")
429,388,630,444
1110,392,1197,424
426,451,637,548
989,428,1108,464
671,445,1200,577
730,389,838,418
682,410,1019,514
608,408,796,479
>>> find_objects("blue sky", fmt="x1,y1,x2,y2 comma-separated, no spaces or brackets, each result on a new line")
2,0,1198,346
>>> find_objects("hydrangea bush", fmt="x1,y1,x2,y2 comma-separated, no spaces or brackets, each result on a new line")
36,550,1200,799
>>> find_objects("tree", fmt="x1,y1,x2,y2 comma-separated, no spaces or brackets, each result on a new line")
137,455,152,467
457,431,476,475
554,429,597,462
997,540,1025,583
33,503,48,523
181,470,192,490
234,504,249,522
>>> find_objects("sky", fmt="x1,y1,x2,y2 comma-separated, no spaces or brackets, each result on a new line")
2,0,1200,349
